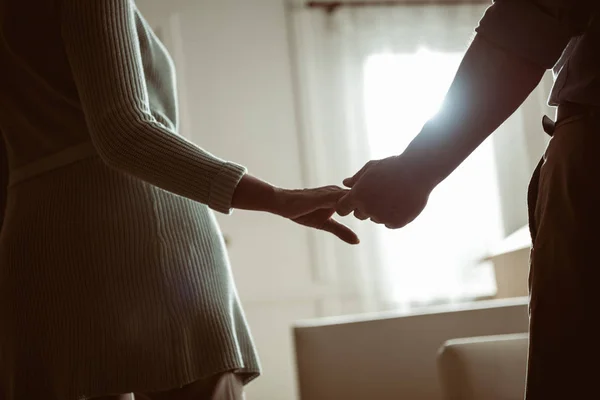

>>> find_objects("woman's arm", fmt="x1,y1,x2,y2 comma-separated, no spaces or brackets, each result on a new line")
59,0,247,214
59,0,358,244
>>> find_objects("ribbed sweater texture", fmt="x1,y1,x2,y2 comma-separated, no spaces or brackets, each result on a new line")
0,0,260,398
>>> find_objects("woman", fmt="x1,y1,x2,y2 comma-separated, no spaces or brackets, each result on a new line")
0,0,358,399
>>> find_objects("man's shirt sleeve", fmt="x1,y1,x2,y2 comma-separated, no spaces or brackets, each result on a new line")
476,0,596,69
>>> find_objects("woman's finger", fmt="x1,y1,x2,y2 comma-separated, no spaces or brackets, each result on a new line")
320,218,360,244
282,186,349,218
305,186,350,210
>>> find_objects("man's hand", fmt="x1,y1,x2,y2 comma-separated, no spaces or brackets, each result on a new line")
336,156,435,229
335,35,547,230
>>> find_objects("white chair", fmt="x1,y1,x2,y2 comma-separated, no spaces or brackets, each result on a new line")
294,299,529,400
437,333,529,400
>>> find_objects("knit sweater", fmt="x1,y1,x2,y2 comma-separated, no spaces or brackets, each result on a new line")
0,0,260,398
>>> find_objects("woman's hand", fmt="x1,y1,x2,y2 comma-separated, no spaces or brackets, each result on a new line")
232,175,359,244
273,186,360,244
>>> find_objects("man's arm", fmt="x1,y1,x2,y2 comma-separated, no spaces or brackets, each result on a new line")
401,35,545,188
403,0,596,186
475,0,594,69
338,35,546,225
338,0,594,226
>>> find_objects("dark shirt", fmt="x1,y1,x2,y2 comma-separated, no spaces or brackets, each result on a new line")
476,0,599,106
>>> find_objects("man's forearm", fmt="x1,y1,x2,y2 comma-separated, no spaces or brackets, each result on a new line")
402,35,547,188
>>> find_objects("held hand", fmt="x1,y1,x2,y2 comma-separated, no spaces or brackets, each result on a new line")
336,156,435,229
231,175,359,244
273,186,360,245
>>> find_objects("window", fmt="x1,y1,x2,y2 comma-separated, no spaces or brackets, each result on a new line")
363,49,502,308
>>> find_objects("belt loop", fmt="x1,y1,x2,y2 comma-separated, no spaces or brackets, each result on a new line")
542,115,555,137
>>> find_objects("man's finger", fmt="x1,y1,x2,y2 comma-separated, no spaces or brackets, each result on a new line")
354,210,369,221
385,223,404,230
321,218,360,245
342,161,372,188
335,192,357,216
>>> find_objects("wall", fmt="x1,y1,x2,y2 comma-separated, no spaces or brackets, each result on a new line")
492,71,553,237
130,1,553,398
135,1,330,399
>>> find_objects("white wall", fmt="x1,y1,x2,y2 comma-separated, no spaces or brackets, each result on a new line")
491,71,553,236
136,1,330,399
132,2,554,398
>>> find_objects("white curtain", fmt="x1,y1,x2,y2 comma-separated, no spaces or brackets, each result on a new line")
291,3,550,313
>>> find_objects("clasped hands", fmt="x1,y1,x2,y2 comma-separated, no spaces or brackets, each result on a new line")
276,155,436,245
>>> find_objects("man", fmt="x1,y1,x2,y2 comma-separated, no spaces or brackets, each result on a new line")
337,1,599,398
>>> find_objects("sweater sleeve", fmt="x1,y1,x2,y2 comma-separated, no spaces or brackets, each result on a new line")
59,0,246,214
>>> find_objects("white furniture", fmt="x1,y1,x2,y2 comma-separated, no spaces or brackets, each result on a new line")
485,225,532,299
293,298,528,400
437,333,529,400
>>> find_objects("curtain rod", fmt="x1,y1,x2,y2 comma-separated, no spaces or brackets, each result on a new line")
307,1,487,13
